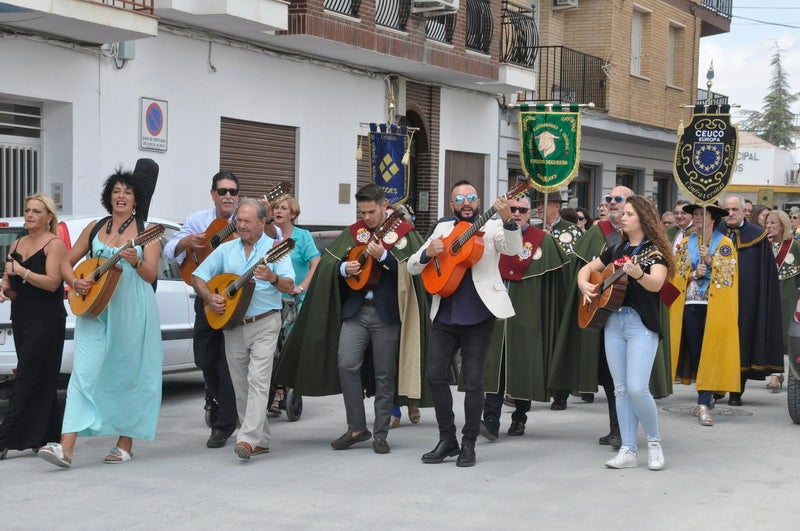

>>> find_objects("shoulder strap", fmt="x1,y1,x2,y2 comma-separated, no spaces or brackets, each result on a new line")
88,216,111,258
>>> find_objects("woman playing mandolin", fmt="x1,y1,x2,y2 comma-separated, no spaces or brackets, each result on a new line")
39,166,163,469
577,196,674,471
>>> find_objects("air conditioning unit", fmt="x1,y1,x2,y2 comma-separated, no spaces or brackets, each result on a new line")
412,0,459,16
553,0,579,10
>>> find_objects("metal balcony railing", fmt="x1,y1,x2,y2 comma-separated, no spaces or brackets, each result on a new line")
466,0,493,54
534,46,606,109
376,0,411,30
324,0,363,18
426,14,457,44
87,1,154,14
700,0,733,20
696,88,729,106
501,0,537,68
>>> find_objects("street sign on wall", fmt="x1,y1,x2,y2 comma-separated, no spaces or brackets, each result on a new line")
140,97,168,152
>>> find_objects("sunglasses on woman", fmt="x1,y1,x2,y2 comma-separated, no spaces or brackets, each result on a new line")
577,216,586,221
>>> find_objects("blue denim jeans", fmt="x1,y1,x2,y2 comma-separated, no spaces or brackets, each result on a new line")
603,307,661,452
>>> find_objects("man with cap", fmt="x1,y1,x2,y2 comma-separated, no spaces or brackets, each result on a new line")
670,203,740,426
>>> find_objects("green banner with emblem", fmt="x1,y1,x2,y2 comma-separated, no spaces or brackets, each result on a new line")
519,108,581,193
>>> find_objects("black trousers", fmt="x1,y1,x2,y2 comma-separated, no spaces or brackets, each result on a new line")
193,298,237,433
427,318,494,445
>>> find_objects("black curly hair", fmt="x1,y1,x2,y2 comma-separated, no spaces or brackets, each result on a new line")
100,167,145,217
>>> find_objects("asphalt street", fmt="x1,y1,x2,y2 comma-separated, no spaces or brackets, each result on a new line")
2,372,798,530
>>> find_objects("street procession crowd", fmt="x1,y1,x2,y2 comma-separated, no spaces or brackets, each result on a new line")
0,162,791,471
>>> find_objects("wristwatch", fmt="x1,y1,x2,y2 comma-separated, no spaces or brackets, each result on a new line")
133,259,143,270
298,285,305,292
270,275,280,286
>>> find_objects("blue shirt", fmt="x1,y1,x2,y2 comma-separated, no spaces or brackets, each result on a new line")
285,226,320,301
193,232,295,318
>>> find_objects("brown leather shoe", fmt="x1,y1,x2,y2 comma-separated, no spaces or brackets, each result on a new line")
234,442,252,460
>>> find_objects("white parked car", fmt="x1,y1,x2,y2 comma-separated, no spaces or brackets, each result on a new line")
0,216,197,383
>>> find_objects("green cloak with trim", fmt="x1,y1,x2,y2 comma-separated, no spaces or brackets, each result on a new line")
274,227,431,404
484,230,570,401
548,224,673,398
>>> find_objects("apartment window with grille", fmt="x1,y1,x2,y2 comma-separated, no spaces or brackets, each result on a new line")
667,23,684,87
630,7,650,77
569,165,596,209
1,101,42,217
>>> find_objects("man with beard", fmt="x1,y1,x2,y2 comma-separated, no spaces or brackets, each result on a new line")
719,195,783,405
408,180,522,467
550,186,673,449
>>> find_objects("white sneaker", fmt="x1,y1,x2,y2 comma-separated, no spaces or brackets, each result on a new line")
647,441,665,470
697,405,713,426
605,447,638,469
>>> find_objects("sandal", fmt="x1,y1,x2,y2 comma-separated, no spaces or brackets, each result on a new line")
269,388,284,415
38,443,72,469
408,407,421,424
104,446,133,464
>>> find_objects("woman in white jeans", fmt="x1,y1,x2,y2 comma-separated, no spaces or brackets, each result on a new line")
577,196,674,470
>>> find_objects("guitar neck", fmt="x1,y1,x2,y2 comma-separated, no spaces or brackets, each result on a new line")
456,208,496,247
92,241,133,281
229,259,261,295
214,222,237,247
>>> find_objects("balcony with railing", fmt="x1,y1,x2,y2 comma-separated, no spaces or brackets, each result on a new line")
426,14,457,44
700,0,732,20
465,0,492,54
0,0,158,44
501,0,537,68
696,0,732,36
156,0,288,37
324,0,363,18
530,46,606,109
376,0,412,30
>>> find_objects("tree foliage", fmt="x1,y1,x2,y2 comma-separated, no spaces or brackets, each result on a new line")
738,43,799,149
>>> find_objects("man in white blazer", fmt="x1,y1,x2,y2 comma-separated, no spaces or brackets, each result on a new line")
408,180,522,467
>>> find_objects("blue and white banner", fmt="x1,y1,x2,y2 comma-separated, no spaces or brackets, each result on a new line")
369,123,409,204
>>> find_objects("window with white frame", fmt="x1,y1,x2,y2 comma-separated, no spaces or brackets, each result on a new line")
630,7,650,77
667,23,684,86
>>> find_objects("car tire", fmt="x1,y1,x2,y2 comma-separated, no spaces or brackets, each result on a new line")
788,367,800,425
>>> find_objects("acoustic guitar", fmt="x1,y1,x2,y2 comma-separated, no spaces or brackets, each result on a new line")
204,238,295,330
69,224,166,318
179,182,290,285
577,249,663,331
421,179,534,297
344,206,408,291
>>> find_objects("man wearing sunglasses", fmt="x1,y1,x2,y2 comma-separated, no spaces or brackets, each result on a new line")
552,185,673,449
164,172,244,450
408,180,522,467
481,194,571,440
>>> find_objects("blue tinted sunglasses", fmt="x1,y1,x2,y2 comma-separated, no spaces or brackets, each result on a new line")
454,194,479,204
604,195,625,204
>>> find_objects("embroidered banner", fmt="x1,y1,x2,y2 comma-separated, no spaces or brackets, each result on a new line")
673,108,739,205
518,105,581,193
369,123,410,204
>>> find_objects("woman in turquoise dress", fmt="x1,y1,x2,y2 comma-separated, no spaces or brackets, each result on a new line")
39,167,162,468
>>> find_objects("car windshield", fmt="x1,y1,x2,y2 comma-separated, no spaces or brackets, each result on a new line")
0,227,28,260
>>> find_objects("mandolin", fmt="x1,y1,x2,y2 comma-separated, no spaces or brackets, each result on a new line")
421,179,534,297
69,224,166,318
204,238,295,330
179,182,290,285
577,249,663,331
344,206,408,291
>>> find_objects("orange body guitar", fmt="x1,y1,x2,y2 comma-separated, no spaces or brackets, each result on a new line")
68,258,123,317
577,263,629,331
178,217,236,285
421,222,485,297
204,273,256,330
344,245,381,291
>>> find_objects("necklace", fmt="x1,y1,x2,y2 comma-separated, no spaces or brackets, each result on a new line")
106,215,135,235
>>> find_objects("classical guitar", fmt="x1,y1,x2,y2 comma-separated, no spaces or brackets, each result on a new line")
204,238,295,330
69,224,166,318
421,179,534,297
344,206,408,291
577,249,663,331
179,182,291,285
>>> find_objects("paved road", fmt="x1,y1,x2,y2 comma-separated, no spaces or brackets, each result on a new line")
2,373,798,529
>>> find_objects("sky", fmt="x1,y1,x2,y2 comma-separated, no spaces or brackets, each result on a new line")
698,1,800,125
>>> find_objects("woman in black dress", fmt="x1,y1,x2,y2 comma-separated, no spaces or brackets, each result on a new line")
0,194,68,459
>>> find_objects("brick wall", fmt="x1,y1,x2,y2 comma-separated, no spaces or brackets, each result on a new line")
405,80,440,235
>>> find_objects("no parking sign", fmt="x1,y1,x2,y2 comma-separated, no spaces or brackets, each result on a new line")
140,97,168,151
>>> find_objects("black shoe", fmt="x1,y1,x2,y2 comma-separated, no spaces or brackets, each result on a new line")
372,438,390,454
206,429,230,448
581,393,595,403
598,430,622,450
507,420,526,436
550,397,567,411
728,394,743,406
330,429,371,450
479,420,499,441
456,443,476,467
421,440,460,464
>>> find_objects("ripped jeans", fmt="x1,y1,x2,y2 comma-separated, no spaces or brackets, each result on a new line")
603,307,661,452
